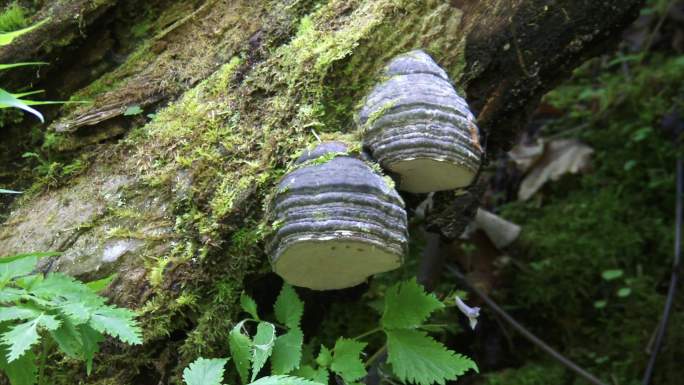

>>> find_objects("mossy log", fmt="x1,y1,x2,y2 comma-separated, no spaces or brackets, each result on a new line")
0,0,643,383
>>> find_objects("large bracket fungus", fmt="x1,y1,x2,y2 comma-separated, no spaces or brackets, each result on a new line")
266,142,408,290
359,50,483,193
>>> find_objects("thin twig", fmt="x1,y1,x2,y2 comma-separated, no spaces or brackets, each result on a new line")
641,157,682,385
445,264,609,385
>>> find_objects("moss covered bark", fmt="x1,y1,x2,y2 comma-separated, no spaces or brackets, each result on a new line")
0,0,643,383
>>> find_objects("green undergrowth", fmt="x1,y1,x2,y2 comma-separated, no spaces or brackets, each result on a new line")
490,22,684,385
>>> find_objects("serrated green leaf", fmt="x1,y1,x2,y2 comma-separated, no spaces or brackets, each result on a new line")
183,357,228,385
59,301,93,325
386,329,477,385
49,317,83,359
89,307,142,345
2,314,60,362
271,328,303,374
331,338,367,382
229,321,252,385
0,347,36,385
251,322,276,381
240,292,260,320
274,284,304,329
0,288,25,303
79,324,103,375
30,273,95,300
292,365,329,384
315,345,332,368
248,375,324,385
0,307,40,322
382,279,444,330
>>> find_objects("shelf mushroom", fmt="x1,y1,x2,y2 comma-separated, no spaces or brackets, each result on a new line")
266,142,408,290
359,50,483,193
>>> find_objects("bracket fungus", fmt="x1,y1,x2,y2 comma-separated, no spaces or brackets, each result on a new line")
359,50,483,193
266,142,408,290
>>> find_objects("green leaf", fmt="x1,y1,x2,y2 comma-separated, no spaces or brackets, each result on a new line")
0,62,47,71
2,314,59,362
183,357,229,385
0,188,21,194
0,256,38,283
86,274,117,293
271,328,303,374
49,317,83,359
594,300,607,309
386,329,477,385
331,338,367,383
251,322,276,381
0,89,43,122
0,19,48,46
248,375,324,385
315,346,332,368
381,279,444,329
292,365,329,384
89,307,142,345
79,324,103,375
0,288,25,303
601,269,623,281
240,292,260,320
0,348,36,385
0,252,59,264
274,284,304,329
59,301,93,325
0,307,40,322
617,287,632,298
123,105,143,116
229,321,252,385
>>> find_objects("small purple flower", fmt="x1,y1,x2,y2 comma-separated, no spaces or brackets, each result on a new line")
455,296,480,330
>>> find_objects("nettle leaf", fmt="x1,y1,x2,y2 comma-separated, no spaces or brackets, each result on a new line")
49,317,83,359
30,273,95,299
240,292,260,320
89,307,142,345
251,322,276,381
0,347,37,385
79,324,103,375
0,288,25,303
0,307,41,322
274,284,304,329
248,375,324,385
330,338,367,383
315,345,332,368
2,314,60,362
271,328,303,374
293,365,329,384
183,357,229,385
386,329,477,385
229,321,252,385
381,279,444,330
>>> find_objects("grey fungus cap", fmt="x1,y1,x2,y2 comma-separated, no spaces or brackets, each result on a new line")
359,50,483,193
267,142,408,290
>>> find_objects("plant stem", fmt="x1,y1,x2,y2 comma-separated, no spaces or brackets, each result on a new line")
353,327,382,340
365,344,387,368
38,338,51,385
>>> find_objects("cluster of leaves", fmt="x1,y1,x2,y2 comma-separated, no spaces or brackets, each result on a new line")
0,19,57,123
183,279,476,385
0,252,142,385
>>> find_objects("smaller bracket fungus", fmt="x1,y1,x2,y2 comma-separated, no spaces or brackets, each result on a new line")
266,142,408,290
359,50,483,193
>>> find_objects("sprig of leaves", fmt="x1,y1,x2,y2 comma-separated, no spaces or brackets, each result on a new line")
0,252,142,385
184,279,476,385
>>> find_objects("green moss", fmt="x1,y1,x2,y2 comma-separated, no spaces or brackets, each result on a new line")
0,4,27,32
